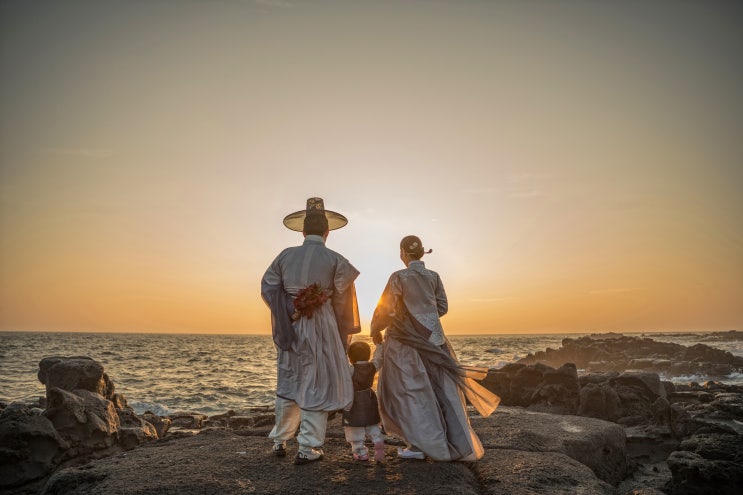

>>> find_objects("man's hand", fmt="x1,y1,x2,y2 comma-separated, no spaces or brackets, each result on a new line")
286,294,298,321
371,329,383,345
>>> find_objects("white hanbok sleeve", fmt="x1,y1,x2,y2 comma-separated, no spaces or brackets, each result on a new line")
371,343,384,370
332,256,361,345
435,272,448,317
370,274,402,333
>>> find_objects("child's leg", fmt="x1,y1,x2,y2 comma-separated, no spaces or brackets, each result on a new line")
366,424,383,444
344,425,366,452
344,425,369,460
367,424,385,462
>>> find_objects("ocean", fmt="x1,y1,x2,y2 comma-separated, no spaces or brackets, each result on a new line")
1,331,741,416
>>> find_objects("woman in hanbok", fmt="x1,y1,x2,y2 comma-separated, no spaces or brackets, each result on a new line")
370,235,500,461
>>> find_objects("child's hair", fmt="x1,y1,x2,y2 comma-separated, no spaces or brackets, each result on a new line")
348,341,371,363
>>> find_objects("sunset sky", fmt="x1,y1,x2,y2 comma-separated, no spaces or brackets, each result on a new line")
1,0,741,335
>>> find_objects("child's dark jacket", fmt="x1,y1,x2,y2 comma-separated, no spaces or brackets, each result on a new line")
342,361,381,427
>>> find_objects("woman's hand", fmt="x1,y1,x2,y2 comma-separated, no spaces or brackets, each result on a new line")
371,329,383,345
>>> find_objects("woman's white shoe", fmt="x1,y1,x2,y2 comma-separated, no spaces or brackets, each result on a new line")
397,447,425,459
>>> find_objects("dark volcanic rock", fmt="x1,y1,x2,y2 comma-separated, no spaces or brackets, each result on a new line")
3,356,165,493
529,363,580,415
613,371,666,400
475,449,615,494
45,388,120,456
511,362,552,406
667,448,743,495
117,410,158,450
517,335,743,380
481,362,581,414
578,381,622,421
141,412,171,438
482,365,668,426
482,340,743,493
679,433,743,462
167,411,208,429
41,407,624,495
471,407,628,485
201,408,275,430
611,372,667,426
37,357,114,399
479,363,522,404
664,383,743,494
40,428,482,495
669,387,743,438
0,404,67,490
8,344,742,494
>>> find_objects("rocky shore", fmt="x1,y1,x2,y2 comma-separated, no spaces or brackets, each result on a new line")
517,331,743,378
1,334,742,494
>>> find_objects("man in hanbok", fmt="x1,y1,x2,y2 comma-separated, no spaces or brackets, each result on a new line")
261,197,361,465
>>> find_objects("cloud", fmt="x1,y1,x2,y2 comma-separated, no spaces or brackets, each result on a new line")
588,288,646,295
506,172,550,198
461,187,497,195
509,189,543,198
508,172,551,184
460,185,543,198
508,173,534,184
254,0,293,8
41,148,115,159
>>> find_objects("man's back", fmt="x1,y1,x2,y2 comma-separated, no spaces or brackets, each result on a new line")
266,236,347,296
267,236,343,294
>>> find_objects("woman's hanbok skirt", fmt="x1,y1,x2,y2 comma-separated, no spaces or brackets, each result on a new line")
377,336,487,461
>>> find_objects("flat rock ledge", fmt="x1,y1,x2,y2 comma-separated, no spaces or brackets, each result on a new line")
27,407,623,495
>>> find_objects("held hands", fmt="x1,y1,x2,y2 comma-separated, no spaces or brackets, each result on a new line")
370,329,383,345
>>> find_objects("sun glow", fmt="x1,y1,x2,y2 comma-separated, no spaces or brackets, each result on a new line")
1,1,741,334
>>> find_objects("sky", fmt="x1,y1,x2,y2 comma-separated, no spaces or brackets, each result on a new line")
1,0,741,335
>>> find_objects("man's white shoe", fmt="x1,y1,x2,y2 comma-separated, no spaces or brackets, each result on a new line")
397,447,425,460
294,448,324,465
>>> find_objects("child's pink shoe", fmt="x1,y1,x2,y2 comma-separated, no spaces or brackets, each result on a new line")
352,447,369,461
374,441,385,463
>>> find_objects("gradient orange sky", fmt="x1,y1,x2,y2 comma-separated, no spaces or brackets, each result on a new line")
1,0,741,335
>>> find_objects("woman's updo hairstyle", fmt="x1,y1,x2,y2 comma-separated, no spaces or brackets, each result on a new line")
400,235,432,260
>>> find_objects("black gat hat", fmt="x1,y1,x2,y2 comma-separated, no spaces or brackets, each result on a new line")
282,197,348,232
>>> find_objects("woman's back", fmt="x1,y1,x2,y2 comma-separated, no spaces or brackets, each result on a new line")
386,260,448,345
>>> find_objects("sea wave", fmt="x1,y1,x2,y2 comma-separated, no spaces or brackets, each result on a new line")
666,372,743,386
2,331,741,414
129,401,174,416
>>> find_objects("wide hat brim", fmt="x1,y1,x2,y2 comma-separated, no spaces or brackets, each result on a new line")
283,210,348,231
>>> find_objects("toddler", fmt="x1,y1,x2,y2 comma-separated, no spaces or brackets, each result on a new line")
342,341,385,462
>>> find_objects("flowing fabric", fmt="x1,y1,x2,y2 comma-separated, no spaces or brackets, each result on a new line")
261,281,295,351
261,235,359,411
332,279,361,351
372,261,500,461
